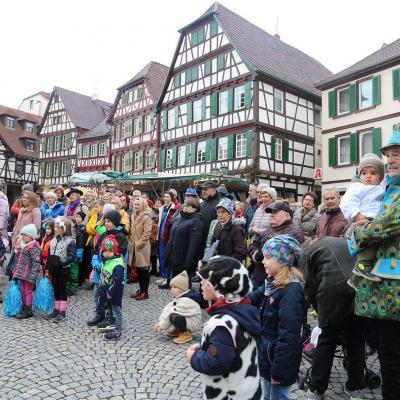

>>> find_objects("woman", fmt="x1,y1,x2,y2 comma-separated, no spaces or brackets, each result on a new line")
150,198,163,276
83,190,97,208
11,191,41,249
166,198,204,281
120,194,132,217
248,186,277,235
40,192,65,220
54,186,68,207
64,188,89,220
129,197,152,300
293,192,320,240
111,197,130,233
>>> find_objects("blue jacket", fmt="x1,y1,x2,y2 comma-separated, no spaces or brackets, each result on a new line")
40,202,65,220
249,281,306,385
98,256,125,307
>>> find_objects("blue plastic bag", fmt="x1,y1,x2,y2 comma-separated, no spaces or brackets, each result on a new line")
33,277,54,313
4,281,23,317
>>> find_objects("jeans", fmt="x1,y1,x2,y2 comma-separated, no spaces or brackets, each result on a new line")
111,304,122,332
158,241,169,279
169,313,187,332
262,378,291,400
93,283,99,306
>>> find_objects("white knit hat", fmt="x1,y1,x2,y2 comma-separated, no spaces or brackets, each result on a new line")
260,186,277,201
20,224,38,239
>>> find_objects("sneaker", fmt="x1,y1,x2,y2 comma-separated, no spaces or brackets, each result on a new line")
98,325,116,333
344,388,365,400
97,318,115,329
307,390,323,400
53,312,66,323
87,314,104,327
347,278,358,291
155,278,165,285
167,329,181,338
44,309,59,320
352,265,382,282
173,331,193,344
104,330,121,341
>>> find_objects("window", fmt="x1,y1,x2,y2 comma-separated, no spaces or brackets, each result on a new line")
90,144,98,157
235,134,246,158
134,152,140,170
53,162,60,176
47,136,53,152
178,146,186,166
193,99,202,122
314,107,321,126
145,150,153,169
26,139,35,151
273,89,284,113
145,114,154,132
29,100,34,110
204,60,212,76
337,87,350,114
61,134,71,149
25,122,34,132
174,74,181,88
4,117,15,128
83,145,89,158
134,117,142,135
61,161,68,176
54,135,61,151
165,148,173,168
168,108,176,129
99,142,107,156
135,88,142,101
15,159,25,176
78,144,82,157
115,125,121,140
54,94,59,103
122,92,129,105
191,27,205,46
275,138,283,161
217,54,225,71
218,137,228,160
338,135,351,165
185,66,199,84
234,85,245,110
359,79,373,109
359,131,373,157
45,163,52,177
219,91,229,115
197,141,206,163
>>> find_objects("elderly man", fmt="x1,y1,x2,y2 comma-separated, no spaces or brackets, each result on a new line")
348,126,400,400
315,188,347,239
64,188,89,220
199,181,221,248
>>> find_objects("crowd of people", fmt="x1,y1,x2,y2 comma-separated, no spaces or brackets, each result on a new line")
1,127,400,400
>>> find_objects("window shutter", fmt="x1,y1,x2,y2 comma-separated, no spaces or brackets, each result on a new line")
393,69,400,100
191,31,198,46
328,137,337,167
93,143,98,157
187,102,193,124
192,67,199,81
137,88,142,99
210,21,218,37
40,162,45,177
227,134,235,159
197,27,204,43
372,75,381,106
328,90,337,118
227,88,234,112
125,119,132,137
42,137,47,152
172,147,177,168
210,93,219,116
185,143,191,165
270,136,276,160
201,97,207,119
350,132,358,164
205,139,211,161
283,139,289,163
186,69,192,83
190,143,197,165
174,74,181,88
246,130,254,157
138,150,144,170
162,110,168,130
138,116,143,134
372,128,382,157
217,54,225,71
210,138,217,162
48,136,53,151
175,106,180,127
67,160,72,175
349,83,357,112
160,149,166,171
204,60,212,76
244,82,252,108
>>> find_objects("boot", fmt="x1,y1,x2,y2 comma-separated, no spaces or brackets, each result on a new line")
16,305,26,319
173,331,193,344
135,292,149,300
87,314,104,326
44,309,59,320
17,305,33,320
130,290,141,299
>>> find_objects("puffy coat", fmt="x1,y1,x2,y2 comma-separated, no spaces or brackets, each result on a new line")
166,211,204,273
85,210,98,246
129,209,152,268
13,240,42,284
12,207,41,249
98,256,125,307
250,281,306,386
40,201,65,220
293,207,320,240
315,208,347,239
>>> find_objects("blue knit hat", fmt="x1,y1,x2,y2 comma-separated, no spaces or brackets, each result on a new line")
262,234,301,267
185,187,198,196
381,124,400,154
216,198,235,215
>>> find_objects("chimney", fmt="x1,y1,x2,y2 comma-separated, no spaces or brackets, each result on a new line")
274,33,280,40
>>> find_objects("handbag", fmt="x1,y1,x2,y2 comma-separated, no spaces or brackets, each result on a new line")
130,264,139,283
46,254,61,275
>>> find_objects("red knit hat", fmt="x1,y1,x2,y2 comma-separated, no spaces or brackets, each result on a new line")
101,235,119,254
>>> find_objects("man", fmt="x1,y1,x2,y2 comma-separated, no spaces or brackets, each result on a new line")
199,181,221,248
248,201,304,285
315,188,347,238
244,184,258,234
348,126,400,400
64,188,89,221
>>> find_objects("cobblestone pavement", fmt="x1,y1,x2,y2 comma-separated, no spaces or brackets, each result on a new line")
0,277,382,400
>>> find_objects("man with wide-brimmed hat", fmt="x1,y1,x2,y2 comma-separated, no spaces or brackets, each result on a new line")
348,124,400,400
64,187,89,221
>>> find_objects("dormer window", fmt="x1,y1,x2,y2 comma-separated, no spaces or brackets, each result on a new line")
25,121,34,132
4,116,15,128
54,94,59,103
26,139,35,152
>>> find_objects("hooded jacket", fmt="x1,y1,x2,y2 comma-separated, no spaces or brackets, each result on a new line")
40,201,65,220
98,255,125,307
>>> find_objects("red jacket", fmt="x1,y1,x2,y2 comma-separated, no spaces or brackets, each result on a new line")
315,209,347,239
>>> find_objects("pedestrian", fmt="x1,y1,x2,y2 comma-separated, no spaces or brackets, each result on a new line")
120,194,132,217
249,234,306,400
54,185,68,207
293,192,320,241
187,256,262,400
40,192,65,221
64,188,89,222
41,220,55,276
184,187,199,199
249,185,277,236
0,182,9,243
244,184,258,235
83,190,97,208
149,198,163,276
111,196,130,233
69,212,87,292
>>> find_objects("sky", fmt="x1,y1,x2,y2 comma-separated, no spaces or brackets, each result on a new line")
2,0,400,108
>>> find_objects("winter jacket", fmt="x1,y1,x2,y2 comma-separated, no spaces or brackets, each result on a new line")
191,302,262,400
300,237,356,327
199,192,221,246
119,209,130,234
248,204,271,233
10,198,22,220
158,203,179,243
98,255,125,307
129,209,152,268
41,234,53,268
74,224,87,262
0,191,9,240
49,236,76,274
11,207,41,249
244,201,258,235
211,218,247,261
158,289,203,333
166,211,204,273
315,208,347,239
249,281,306,386
86,210,99,246
293,207,320,240
40,201,65,220
13,240,42,284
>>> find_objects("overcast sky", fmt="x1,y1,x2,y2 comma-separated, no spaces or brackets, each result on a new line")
2,0,399,109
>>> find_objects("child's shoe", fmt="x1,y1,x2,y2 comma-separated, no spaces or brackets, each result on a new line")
44,309,59,320
97,318,115,329
104,330,121,341
16,305,33,320
53,311,66,323
173,331,193,344
87,314,104,326
98,324,116,333
167,329,181,338
352,264,382,282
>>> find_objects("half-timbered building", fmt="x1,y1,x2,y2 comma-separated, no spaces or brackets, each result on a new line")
108,62,169,174
38,86,110,186
0,105,41,199
158,2,332,199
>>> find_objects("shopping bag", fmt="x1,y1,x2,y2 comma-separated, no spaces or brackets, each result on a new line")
33,277,55,313
4,281,23,317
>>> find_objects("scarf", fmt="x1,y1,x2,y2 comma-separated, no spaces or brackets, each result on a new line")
206,297,251,315
264,273,301,297
67,199,81,216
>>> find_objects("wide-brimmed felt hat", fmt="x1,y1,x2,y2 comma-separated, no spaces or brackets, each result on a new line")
381,125,400,154
66,188,83,198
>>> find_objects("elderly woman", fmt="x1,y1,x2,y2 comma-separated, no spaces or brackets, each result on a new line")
64,188,89,220
11,191,41,249
248,185,277,235
111,196,130,233
129,197,152,300
293,192,320,240
40,192,65,220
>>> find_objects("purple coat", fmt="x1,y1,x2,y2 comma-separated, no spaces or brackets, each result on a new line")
13,240,42,284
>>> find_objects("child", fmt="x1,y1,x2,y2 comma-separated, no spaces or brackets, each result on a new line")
96,236,125,340
341,153,386,288
41,221,55,276
71,212,87,288
187,256,262,400
12,224,42,319
249,234,306,400
44,217,76,323
153,271,202,344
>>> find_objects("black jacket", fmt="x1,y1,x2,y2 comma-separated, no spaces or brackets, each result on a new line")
95,227,128,258
199,192,221,245
166,211,204,273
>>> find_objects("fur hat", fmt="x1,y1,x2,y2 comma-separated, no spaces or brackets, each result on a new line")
170,271,189,292
262,234,301,267
199,256,252,302
104,210,121,227
216,198,235,215
358,153,385,180
20,224,38,239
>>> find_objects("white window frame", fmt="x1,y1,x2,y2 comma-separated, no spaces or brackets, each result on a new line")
54,135,61,151
115,125,121,140
218,91,229,115
275,138,283,161
168,108,176,129
4,117,15,128
197,141,206,163
337,86,350,115
61,161,68,176
90,144,97,157
338,135,351,165
45,163,52,177
235,133,247,158
193,99,202,122
145,150,152,169
358,79,373,109
99,142,107,156
25,122,34,132
53,162,60,176
218,137,228,160
145,115,151,132
165,148,173,168
359,130,373,158
178,146,186,166
83,145,89,158
134,152,140,170
273,89,284,113
234,85,245,110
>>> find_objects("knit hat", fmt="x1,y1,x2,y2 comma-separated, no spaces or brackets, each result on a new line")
104,210,121,227
170,271,189,292
262,234,301,267
185,187,198,197
216,198,235,215
358,153,385,180
20,223,38,239
260,186,277,201
101,235,119,254
102,203,116,215
199,256,252,303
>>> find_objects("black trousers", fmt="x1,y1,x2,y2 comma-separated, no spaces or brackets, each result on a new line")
169,313,187,332
138,267,150,293
53,272,68,301
376,319,400,400
309,314,366,394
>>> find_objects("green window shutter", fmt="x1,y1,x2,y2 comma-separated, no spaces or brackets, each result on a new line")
204,60,212,76
186,68,192,83
210,138,217,162
174,74,181,88
138,116,143,134
283,139,289,163
125,119,132,137
210,93,219,116
372,128,382,157
67,160,72,175
175,106,180,127
172,147,177,167
138,150,144,170
137,88,142,99
48,136,53,151
150,148,156,168
162,110,168,130
244,82,252,108
185,143,191,165
93,143,98,157
42,137,47,152
192,66,199,81
187,102,193,124
201,97,206,119
39,162,45,177
350,132,358,164
393,69,400,100
328,90,337,118
328,137,337,167
349,83,357,112
190,143,197,165
205,139,212,161
197,27,204,43
270,136,276,160
160,149,166,170
372,75,381,105
210,21,218,37
227,88,234,112
217,54,225,71
227,134,235,159
191,31,198,46
246,130,254,157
